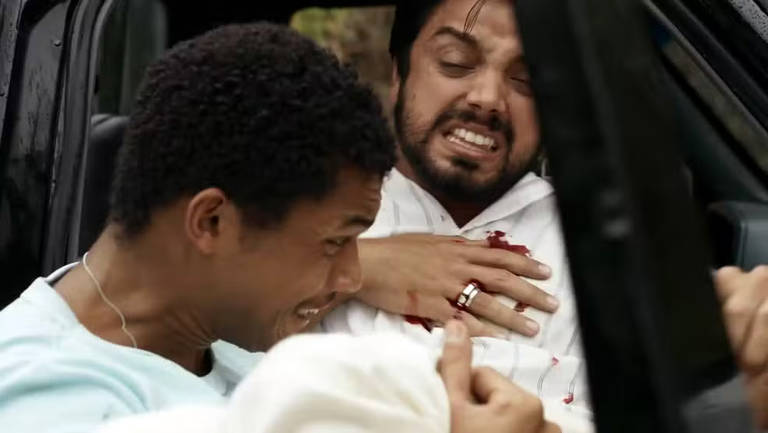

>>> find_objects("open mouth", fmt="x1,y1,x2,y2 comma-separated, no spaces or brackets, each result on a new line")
444,127,500,153
295,292,337,320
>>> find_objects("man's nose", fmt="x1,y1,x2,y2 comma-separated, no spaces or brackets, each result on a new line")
329,241,363,294
465,70,506,115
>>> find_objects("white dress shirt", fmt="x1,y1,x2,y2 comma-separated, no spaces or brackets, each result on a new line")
321,169,594,431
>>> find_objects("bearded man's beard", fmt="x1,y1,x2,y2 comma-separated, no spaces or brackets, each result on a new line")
393,86,535,203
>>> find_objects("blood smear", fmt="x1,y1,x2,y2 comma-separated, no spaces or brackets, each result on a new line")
404,315,431,330
563,393,575,404
487,231,532,311
486,230,531,256
406,290,419,316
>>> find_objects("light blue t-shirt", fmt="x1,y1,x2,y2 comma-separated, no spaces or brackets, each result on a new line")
0,264,263,433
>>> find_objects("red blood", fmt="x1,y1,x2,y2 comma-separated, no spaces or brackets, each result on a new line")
403,291,433,330
404,315,430,328
514,302,529,312
486,230,530,256
563,393,574,404
551,356,560,366
470,279,485,290
406,290,419,316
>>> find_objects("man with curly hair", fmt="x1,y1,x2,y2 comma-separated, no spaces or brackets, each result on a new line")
0,22,392,430
0,22,559,433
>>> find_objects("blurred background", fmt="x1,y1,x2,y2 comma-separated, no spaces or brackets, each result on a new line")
291,7,395,118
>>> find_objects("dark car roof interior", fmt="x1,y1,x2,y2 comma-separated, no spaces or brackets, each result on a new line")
162,0,393,46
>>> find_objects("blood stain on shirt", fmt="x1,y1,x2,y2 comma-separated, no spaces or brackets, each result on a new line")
486,231,532,305
486,230,531,256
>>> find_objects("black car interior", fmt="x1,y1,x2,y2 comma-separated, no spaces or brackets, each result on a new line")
78,114,128,255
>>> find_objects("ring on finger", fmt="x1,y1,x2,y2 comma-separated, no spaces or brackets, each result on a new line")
456,282,482,310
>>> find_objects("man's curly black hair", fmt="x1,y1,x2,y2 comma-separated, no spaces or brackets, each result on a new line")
109,22,396,237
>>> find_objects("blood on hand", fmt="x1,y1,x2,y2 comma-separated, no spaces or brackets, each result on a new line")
487,231,532,312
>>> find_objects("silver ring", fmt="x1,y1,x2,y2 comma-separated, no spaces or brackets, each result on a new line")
456,282,481,310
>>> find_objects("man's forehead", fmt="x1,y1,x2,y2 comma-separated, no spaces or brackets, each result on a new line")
327,172,382,218
287,175,381,236
420,0,520,45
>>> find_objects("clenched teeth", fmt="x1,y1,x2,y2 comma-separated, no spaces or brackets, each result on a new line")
296,306,321,319
449,128,496,149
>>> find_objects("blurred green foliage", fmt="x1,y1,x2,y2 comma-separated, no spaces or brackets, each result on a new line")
292,7,395,117
291,8,351,46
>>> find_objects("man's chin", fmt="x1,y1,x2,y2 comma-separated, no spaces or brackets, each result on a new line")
422,173,510,202
400,140,527,202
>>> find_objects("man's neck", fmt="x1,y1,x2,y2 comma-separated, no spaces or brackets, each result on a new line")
395,159,493,228
54,226,216,375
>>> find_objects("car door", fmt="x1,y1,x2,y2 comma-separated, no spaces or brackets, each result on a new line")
515,0,764,431
0,0,95,308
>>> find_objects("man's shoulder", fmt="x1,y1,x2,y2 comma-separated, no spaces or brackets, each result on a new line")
0,321,146,403
0,277,81,351
0,335,229,431
0,350,142,433
0,345,143,426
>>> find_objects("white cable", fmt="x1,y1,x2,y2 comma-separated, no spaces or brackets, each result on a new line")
82,252,139,349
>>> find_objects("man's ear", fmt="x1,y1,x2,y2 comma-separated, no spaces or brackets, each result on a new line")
389,62,402,109
184,188,232,254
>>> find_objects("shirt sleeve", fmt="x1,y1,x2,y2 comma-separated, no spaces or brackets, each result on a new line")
0,357,142,433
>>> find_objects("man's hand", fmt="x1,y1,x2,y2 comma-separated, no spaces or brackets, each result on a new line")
356,234,559,338
439,320,561,433
715,266,768,428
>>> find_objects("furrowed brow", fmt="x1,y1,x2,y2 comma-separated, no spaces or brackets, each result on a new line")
430,26,480,50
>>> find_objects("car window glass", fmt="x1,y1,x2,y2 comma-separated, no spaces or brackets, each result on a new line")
653,14,768,181
96,0,168,115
